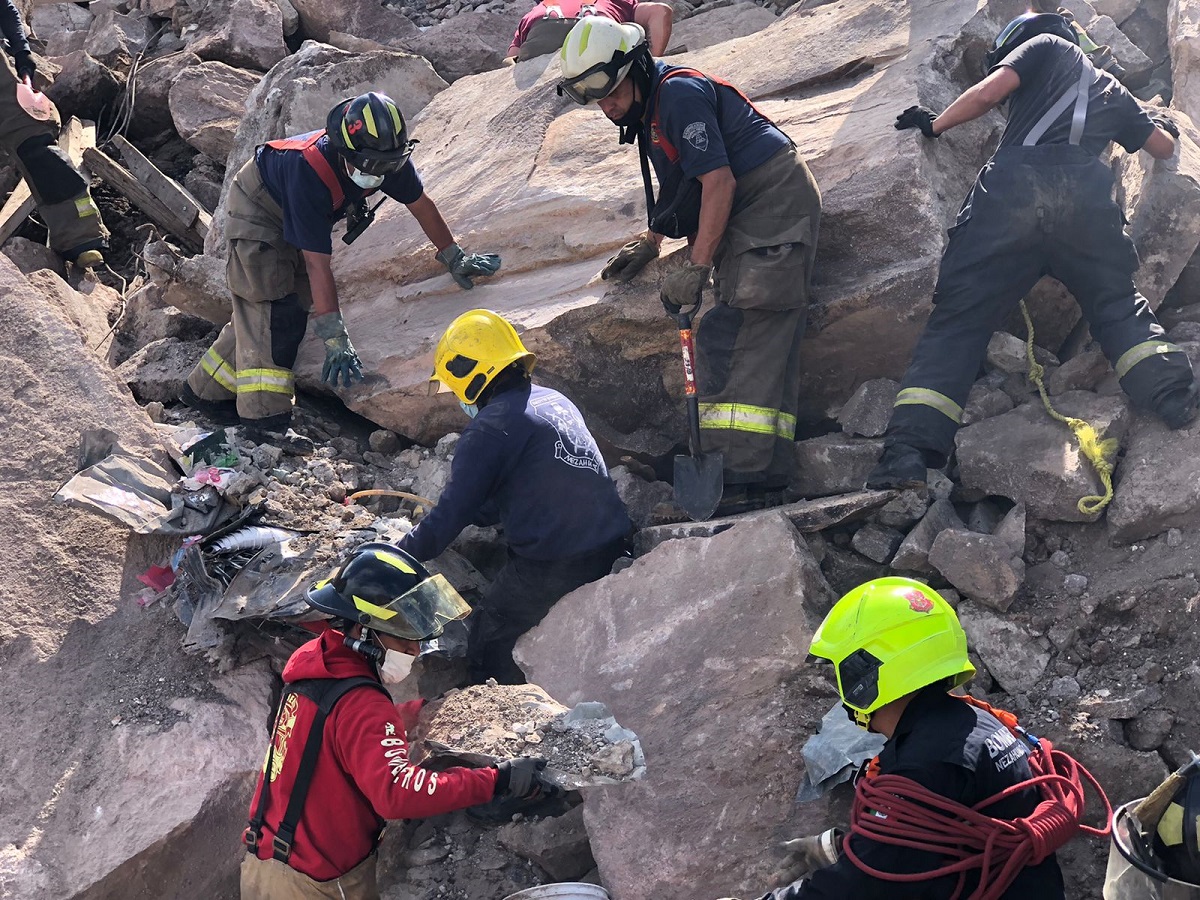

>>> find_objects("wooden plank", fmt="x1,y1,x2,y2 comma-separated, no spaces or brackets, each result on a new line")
83,146,205,253
111,135,212,237
0,116,95,246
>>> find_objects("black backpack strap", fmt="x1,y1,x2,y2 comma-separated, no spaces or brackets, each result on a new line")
244,676,389,862
637,128,658,229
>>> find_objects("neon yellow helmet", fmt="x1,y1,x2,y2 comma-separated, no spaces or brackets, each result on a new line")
557,18,648,104
809,577,975,729
429,309,536,405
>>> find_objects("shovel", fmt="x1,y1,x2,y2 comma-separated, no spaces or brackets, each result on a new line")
663,288,724,521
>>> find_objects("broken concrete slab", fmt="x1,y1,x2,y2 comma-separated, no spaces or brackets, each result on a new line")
957,603,1050,695
837,378,897,438
516,514,838,899
633,490,895,555
928,529,1025,612
890,498,964,574
955,391,1133,523
791,434,882,498
851,522,904,564
1109,410,1200,541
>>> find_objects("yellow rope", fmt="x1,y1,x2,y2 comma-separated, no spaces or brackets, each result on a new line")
1020,301,1117,515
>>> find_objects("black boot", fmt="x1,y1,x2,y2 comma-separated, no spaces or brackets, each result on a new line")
240,414,315,456
865,444,927,490
1157,382,1200,430
179,383,239,426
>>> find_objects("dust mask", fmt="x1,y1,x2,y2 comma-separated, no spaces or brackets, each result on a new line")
380,649,415,684
349,167,385,190
459,401,479,418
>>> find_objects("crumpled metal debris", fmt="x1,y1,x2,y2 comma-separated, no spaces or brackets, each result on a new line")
794,702,886,803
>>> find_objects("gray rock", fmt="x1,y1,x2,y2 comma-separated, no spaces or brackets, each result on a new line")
516,514,839,899
986,331,1059,375
1063,573,1089,597
992,503,1026,556
169,61,263,161
42,51,121,123
820,545,888,598
890,499,964,574
1124,709,1175,752
956,392,1133,522
1053,739,1167,812
1087,15,1155,82
1046,349,1110,395
790,434,882,498
1109,408,1200,542
369,429,400,454
928,530,1025,612
961,384,1015,426
116,337,212,404
1081,685,1164,720
434,432,460,459
185,0,287,71
1167,321,1200,344
1167,527,1184,547
610,466,673,531
1051,550,1071,569
1091,0,1137,23
967,499,1003,535
837,378,898,438
958,604,1050,694
1046,676,1082,702
851,522,904,564
873,489,930,531
497,803,595,881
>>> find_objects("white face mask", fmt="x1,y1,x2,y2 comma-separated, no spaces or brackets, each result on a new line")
348,167,385,189
459,401,479,418
379,648,415,684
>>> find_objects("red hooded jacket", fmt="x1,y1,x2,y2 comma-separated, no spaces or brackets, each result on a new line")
245,628,498,880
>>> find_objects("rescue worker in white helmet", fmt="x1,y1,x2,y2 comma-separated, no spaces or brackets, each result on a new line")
558,17,822,515
866,11,1196,491
397,309,632,684
241,543,555,899
181,92,502,452
747,577,1072,899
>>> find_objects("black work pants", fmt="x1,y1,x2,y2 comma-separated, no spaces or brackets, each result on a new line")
467,537,629,684
885,144,1193,465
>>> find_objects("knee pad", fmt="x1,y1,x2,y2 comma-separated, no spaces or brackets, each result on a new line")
16,135,88,205
270,293,308,369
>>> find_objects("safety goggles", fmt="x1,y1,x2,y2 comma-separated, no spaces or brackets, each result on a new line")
354,572,472,641
557,53,631,105
345,139,418,176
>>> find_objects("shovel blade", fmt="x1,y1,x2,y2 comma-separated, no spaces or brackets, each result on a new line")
673,451,724,521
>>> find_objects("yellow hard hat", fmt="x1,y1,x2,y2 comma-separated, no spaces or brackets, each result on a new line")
429,309,536,405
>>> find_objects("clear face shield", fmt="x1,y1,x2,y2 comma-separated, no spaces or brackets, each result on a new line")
360,573,473,641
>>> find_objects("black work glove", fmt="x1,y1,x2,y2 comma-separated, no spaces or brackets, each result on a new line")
493,757,550,800
895,105,939,138
1151,113,1180,139
660,263,712,314
601,236,658,282
13,50,35,82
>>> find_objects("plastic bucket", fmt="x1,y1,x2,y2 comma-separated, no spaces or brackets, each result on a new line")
1104,799,1200,899
502,884,610,900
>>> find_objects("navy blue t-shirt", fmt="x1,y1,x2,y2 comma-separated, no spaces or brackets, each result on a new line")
644,60,789,183
997,34,1154,156
399,383,632,563
254,132,424,254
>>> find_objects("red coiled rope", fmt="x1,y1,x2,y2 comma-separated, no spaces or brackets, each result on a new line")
844,702,1111,900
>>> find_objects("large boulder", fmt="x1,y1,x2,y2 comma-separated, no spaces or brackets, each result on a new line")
31,3,94,57
126,51,202,140
43,50,123,123
1108,404,1200,542
287,0,422,47
669,2,779,53
410,12,518,83
169,61,263,162
0,252,268,899
955,392,1133,522
516,513,839,899
186,0,288,72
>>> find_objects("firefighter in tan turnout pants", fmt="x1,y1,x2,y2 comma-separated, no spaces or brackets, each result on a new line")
182,92,502,448
0,0,108,268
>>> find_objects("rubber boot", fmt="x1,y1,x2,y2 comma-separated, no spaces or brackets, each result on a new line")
865,443,928,490
1157,382,1200,430
240,413,315,456
179,383,239,426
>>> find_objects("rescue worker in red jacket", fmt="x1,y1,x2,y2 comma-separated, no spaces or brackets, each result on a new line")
182,92,501,450
241,543,554,899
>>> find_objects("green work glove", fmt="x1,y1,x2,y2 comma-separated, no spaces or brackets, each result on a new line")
601,237,658,282
436,243,502,290
311,312,363,388
660,263,712,313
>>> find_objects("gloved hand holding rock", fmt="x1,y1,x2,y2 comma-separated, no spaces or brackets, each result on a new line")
312,311,364,388
895,105,940,138
13,50,36,82
771,828,843,886
493,757,554,801
601,236,658,282
660,262,712,313
436,243,502,290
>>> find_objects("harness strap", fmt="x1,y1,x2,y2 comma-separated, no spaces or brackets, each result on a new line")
1023,60,1093,147
266,131,346,210
244,675,390,862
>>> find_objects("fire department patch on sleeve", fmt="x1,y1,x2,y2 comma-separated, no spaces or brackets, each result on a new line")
683,121,709,151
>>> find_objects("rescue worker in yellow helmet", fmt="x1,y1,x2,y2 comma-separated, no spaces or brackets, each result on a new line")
397,309,632,684
751,577,1066,899
181,92,502,451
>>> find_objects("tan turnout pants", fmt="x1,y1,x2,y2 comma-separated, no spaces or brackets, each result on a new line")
240,852,379,900
185,158,312,423
0,51,107,257
695,144,822,486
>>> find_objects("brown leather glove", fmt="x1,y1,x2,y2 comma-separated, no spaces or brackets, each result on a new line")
660,263,712,312
601,237,658,282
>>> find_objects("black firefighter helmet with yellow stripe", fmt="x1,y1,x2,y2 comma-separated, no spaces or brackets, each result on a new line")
306,543,471,641
325,92,415,176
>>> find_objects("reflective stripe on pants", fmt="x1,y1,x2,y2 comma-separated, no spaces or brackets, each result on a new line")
697,402,797,438
237,367,295,396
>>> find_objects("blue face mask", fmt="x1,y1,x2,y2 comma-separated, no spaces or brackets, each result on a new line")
348,167,385,190
459,401,478,418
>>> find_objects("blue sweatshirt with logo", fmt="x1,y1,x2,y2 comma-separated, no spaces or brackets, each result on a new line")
399,383,631,563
